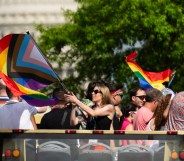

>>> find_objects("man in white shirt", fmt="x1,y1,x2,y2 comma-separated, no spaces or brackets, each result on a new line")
0,79,9,107
0,87,37,129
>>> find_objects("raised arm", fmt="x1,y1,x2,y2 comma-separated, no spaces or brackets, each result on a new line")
64,93,114,118
35,106,48,113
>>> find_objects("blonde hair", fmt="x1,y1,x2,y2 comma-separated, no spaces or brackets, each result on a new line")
95,83,112,106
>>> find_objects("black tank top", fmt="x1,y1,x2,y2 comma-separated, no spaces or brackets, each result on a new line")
95,116,112,130
113,114,121,130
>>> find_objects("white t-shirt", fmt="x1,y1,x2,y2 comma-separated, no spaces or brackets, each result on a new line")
0,100,37,129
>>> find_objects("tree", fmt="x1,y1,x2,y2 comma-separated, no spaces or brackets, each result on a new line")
37,0,184,96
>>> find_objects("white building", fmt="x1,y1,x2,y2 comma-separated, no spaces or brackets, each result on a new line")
0,0,78,79
0,0,78,38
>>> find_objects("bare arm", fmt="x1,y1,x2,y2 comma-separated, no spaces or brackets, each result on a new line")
35,106,48,113
31,115,37,130
64,94,114,118
70,107,79,126
163,104,171,119
126,124,134,131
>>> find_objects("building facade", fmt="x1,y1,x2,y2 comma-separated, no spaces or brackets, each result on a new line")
0,0,78,79
0,0,78,38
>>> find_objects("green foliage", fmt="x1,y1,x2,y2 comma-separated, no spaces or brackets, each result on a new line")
37,0,184,97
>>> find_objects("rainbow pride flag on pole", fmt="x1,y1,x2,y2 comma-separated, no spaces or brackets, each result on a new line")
126,51,172,90
0,34,61,106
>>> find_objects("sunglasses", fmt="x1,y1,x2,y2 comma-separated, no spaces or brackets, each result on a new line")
129,111,137,114
114,94,123,98
92,89,102,94
135,95,146,101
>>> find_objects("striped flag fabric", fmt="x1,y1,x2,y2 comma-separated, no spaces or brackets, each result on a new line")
126,51,172,90
0,33,61,106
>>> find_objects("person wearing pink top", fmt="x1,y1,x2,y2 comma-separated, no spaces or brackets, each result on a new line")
134,106,154,130
133,88,162,131
121,103,137,146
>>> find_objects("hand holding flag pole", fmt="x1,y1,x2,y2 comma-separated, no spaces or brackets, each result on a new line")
0,32,70,106
26,31,70,94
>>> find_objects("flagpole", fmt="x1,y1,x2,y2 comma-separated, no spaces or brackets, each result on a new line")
168,69,176,87
26,31,69,93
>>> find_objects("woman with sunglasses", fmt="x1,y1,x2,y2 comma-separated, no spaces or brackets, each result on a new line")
64,82,115,130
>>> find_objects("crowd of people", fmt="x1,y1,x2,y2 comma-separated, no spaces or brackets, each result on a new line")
0,77,184,148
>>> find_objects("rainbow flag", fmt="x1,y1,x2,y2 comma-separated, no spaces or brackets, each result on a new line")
110,89,123,96
51,103,71,110
126,51,172,90
0,34,60,106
